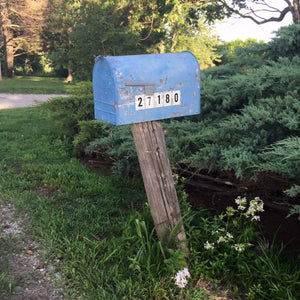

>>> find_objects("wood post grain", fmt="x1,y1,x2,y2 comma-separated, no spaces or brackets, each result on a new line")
131,120,186,248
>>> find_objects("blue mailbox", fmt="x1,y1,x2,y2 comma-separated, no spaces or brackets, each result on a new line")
93,51,200,125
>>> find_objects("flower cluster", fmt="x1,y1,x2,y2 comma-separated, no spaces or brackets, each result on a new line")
173,267,191,289
245,197,264,221
235,196,247,211
204,241,215,250
203,196,264,253
235,196,264,221
232,243,251,252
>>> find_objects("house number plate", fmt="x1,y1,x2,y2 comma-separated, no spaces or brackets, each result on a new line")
135,90,181,110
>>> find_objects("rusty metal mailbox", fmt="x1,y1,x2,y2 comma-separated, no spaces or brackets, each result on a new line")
93,51,200,125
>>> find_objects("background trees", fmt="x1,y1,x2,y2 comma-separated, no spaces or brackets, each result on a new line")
0,0,45,77
42,0,220,80
1,0,298,79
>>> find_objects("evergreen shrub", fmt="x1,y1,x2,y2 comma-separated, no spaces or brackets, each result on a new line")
42,27,300,201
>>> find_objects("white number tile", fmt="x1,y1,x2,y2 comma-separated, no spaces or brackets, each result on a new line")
135,90,181,110
135,95,145,110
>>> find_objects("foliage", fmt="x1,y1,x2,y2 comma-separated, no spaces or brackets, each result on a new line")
259,137,300,179
0,0,44,77
217,24,300,67
189,196,263,281
0,106,299,299
72,120,109,157
240,240,300,300
85,125,139,176
42,0,220,80
40,82,94,139
187,197,300,300
216,38,265,65
267,24,300,60
41,0,73,72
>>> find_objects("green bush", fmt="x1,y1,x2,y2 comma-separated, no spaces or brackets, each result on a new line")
40,94,94,139
73,120,109,157
40,28,300,215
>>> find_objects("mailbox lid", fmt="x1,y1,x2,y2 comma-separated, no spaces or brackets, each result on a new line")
93,51,200,125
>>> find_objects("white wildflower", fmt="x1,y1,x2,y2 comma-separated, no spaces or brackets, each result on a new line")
174,268,191,289
245,197,264,220
232,243,251,252
232,243,246,252
217,236,226,243
251,215,260,221
226,232,233,239
235,196,247,211
204,241,215,250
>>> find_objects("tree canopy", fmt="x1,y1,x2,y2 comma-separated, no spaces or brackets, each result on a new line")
42,0,221,80
1,0,299,78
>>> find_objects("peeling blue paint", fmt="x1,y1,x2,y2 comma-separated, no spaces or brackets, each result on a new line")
93,51,201,125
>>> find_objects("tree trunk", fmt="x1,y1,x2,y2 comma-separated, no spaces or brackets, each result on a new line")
293,0,300,24
65,60,73,82
5,40,14,78
3,26,14,78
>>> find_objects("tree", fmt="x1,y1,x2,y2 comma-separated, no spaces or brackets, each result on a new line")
211,0,300,25
42,0,73,79
42,0,220,80
163,1,220,67
0,0,45,77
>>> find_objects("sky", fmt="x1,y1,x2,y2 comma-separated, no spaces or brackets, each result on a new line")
214,1,293,42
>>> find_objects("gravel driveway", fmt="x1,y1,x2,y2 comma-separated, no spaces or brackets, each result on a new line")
0,93,68,109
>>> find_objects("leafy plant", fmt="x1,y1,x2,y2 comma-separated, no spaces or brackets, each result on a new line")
241,240,300,300
189,196,263,282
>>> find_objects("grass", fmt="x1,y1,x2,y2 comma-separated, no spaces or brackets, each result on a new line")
0,107,213,299
0,103,299,299
0,76,73,94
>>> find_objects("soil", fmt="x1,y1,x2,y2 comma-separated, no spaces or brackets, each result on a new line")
84,157,300,254
0,203,65,299
0,94,67,299
184,169,300,254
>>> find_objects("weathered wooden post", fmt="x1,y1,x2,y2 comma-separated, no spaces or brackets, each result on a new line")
131,120,186,246
93,52,200,247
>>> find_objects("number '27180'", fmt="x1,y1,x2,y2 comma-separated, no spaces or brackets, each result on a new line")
135,90,181,110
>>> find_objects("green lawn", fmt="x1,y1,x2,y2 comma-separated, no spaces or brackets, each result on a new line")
0,76,73,94
0,107,210,299
0,104,298,299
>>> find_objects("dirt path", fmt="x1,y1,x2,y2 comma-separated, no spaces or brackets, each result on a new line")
0,94,68,109
0,203,65,299
0,96,67,299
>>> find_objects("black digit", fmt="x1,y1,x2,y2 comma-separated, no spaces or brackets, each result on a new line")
147,96,151,106
174,93,179,102
138,97,143,107
157,95,161,105
166,94,170,103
